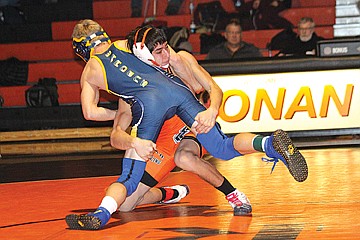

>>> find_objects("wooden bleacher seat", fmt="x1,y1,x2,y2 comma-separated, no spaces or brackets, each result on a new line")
27,61,85,84
314,26,334,39
242,29,283,49
195,54,207,61
92,0,236,20
293,0,336,7
0,41,75,62
188,33,202,54
0,84,81,107
52,15,192,41
0,83,116,107
0,85,29,107
93,0,132,19
280,7,335,27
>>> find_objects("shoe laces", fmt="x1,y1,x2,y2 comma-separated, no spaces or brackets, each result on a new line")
261,157,279,174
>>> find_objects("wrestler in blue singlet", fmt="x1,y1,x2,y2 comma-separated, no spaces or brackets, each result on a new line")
93,44,240,160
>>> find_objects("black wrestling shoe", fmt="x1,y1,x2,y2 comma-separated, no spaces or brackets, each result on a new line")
65,214,102,230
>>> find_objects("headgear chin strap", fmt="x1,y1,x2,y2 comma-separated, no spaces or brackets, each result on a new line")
72,30,110,62
132,28,169,69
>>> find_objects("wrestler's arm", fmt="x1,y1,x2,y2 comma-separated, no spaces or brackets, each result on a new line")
170,49,223,133
110,99,157,160
80,60,117,121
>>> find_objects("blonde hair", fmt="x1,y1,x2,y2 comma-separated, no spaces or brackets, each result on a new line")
72,19,105,43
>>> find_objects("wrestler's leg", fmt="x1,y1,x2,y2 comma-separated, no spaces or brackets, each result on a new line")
174,137,252,216
119,182,158,212
65,149,146,230
119,178,190,212
233,132,259,155
120,146,177,211
194,122,308,182
234,130,308,182
175,137,223,187
178,93,307,182
119,146,189,212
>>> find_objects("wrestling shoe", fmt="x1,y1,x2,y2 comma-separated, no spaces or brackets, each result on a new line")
160,184,190,204
65,207,110,230
263,129,308,182
226,189,252,216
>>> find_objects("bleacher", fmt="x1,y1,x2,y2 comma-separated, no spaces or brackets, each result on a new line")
0,0,336,108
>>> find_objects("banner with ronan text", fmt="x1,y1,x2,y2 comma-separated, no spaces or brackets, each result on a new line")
213,69,360,133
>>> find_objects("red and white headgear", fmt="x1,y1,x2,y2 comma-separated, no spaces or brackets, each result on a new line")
132,27,169,69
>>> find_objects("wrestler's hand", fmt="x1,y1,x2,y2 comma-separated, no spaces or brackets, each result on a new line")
133,138,157,161
194,108,217,134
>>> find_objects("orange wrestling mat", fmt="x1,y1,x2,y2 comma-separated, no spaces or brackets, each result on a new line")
1,148,360,239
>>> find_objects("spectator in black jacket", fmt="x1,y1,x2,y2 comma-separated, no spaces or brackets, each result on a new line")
279,17,324,56
206,18,262,60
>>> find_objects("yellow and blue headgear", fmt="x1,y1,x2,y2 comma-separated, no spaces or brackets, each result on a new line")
72,30,110,62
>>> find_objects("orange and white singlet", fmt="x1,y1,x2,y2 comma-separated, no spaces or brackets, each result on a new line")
144,115,190,183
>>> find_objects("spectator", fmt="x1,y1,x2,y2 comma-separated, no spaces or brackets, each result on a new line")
206,18,262,60
279,17,325,56
237,0,292,30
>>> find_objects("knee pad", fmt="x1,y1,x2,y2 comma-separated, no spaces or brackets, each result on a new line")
116,158,146,196
196,123,242,160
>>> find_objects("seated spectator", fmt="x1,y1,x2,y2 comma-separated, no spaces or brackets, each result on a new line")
236,0,293,30
206,18,263,60
278,17,325,56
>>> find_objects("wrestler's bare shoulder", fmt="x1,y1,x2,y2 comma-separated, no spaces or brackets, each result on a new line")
113,40,130,52
84,58,102,75
81,58,106,89
172,50,204,94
